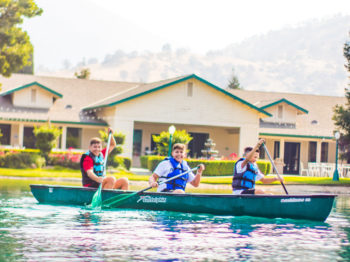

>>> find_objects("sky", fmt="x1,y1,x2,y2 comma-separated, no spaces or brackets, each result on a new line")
22,0,350,70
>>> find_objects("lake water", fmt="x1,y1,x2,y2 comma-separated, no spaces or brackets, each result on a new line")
1,179,350,261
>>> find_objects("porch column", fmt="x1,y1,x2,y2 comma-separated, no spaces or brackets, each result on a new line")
238,126,258,157
18,123,24,148
316,140,322,163
61,126,67,150
112,118,134,159
280,139,285,161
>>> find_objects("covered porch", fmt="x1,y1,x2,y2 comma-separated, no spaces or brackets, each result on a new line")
131,121,246,167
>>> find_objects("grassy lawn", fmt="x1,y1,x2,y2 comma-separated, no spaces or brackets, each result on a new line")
1,167,350,185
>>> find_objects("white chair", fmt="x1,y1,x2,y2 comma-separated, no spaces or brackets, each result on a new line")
300,162,309,176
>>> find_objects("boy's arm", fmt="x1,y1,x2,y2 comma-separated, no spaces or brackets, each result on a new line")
260,176,284,184
190,164,205,187
241,139,265,168
107,127,116,154
86,169,103,183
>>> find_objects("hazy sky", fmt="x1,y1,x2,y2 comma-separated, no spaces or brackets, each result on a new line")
22,0,350,70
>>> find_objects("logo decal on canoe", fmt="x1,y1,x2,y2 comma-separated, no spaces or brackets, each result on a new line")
137,196,167,204
281,198,311,203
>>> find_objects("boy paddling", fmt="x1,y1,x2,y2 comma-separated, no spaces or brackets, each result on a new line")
149,143,205,193
80,128,129,190
232,139,283,195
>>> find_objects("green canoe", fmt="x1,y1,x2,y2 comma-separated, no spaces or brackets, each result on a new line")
30,184,336,222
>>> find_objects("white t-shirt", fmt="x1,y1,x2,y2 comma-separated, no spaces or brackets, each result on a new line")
232,159,264,195
153,159,195,192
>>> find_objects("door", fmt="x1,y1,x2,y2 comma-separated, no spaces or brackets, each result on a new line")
283,142,300,174
132,129,142,167
188,132,209,158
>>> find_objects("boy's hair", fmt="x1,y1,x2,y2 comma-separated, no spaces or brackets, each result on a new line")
172,143,186,151
243,146,259,156
89,137,102,146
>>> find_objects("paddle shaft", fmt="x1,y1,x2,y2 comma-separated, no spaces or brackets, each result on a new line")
103,166,200,207
262,143,289,195
102,131,113,177
141,166,200,194
90,131,113,207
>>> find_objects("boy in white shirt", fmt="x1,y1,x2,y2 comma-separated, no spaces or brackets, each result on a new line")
149,143,205,193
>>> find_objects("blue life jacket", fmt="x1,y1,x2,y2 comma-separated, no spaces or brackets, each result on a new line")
80,151,104,186
163,157,189,191
232,158,259,190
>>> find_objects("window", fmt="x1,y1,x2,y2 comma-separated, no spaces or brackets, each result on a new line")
23,127,36,149
321,142,328,163
31,89,36,103
274,141,280,159
0,124,11,145
133,130,142,157
308,142,317,162
187,82,193,97
278,105,283,119
66,128,82,149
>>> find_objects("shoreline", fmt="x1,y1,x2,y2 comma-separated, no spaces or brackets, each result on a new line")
1,176,349,195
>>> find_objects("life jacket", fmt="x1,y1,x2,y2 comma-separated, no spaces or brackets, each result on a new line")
232,158,259,190
162,157,189,191
80,151,104,186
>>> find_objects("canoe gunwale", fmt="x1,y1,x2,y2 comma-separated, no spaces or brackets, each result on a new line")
29,184,337,198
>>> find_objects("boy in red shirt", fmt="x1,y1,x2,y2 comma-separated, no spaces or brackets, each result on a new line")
80,128,129,190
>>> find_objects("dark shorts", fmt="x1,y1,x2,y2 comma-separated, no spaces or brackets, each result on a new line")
83,181,100,188
161,189,174,193
241,189,255,195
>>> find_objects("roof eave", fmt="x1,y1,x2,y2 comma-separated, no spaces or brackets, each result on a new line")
83,74,272,117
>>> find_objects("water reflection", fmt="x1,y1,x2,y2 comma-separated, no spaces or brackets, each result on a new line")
1,181,350,261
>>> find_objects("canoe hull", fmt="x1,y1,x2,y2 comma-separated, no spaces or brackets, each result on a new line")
30,184,336,222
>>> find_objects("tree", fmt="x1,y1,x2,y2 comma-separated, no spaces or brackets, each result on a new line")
152,129,192,156
333,33,350,162
0,0,42,77
227,68,242,90
33,124,61,163
74,68,91,79
99,129,125,167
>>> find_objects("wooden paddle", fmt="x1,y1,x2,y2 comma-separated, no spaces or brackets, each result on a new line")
90,130,113,208
262,143,289,195
103,166,200,208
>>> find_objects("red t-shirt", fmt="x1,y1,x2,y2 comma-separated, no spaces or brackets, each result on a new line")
82,148,106,172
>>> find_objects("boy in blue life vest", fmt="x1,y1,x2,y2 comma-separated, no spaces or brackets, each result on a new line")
149,143,205,193
232,139,283,195
80,128,129,190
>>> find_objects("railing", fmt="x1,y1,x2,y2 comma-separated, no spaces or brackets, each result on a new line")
305,162,350,178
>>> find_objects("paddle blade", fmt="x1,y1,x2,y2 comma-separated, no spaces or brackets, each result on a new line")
90,187,102,209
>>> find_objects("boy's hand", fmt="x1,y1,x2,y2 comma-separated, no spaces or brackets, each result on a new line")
108,127,114,134
257,139,265,146
149,181,158,188
197,164,205,173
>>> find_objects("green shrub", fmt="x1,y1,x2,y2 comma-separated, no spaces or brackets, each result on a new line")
140,155,149,169
34,125,61,162
186,159,236,176
119,156,131,170
48,151,81,169
108,155,132,170
0,152,45,169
